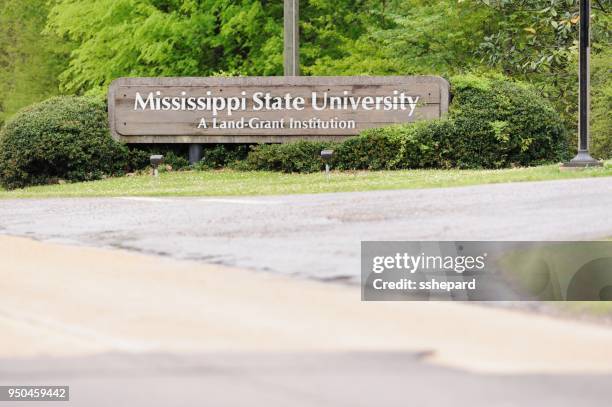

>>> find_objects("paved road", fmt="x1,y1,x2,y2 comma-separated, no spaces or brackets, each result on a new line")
2,178,612,406
2,352,611,407
0,177,611,280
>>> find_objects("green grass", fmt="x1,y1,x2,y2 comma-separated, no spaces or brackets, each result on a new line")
556,302,612,318
1,164,611,199
497,241,612,320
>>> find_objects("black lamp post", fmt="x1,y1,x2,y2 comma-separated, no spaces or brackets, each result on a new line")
564,0,602,167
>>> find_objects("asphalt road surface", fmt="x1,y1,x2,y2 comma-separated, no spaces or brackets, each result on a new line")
1,177,611,280
3,352,611,407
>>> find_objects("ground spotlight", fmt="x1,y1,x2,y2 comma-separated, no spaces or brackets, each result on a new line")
150,155,164,177
321,149,334,180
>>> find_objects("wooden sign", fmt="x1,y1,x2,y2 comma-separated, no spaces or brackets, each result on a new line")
108,76,449,143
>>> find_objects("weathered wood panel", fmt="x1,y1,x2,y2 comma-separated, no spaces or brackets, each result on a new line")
108,76,449,143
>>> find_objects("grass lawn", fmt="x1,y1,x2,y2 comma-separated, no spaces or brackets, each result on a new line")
1,163,611,199
557,302,612,318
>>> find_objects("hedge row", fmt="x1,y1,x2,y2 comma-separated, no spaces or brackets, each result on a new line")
241,74,569,172
0,74,569,189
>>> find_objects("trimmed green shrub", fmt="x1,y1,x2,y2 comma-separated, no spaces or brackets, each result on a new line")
125,147,151,171
333,128,403,170
244,141,333,173
393,120,456,169
449,75,568,168
163,151,190,170
240,74,568,172
197,144,251,169
0,96,130,189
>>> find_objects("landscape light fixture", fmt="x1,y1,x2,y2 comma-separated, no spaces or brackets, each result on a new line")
150,155,164,177
321,149,334,180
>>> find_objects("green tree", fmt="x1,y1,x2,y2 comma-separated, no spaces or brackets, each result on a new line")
47,0,387,94
0,0,71,124
308,0,493,76
47,0,283,93
469,0,611,132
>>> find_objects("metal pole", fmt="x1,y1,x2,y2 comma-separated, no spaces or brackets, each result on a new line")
565,0,601,167
284,0,299,76
579,0,590,152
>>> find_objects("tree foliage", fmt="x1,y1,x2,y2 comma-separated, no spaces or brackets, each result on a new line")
47,0,388,93
307,0,493,76
470,0,611,131
0,0,71,124
0,0,608,157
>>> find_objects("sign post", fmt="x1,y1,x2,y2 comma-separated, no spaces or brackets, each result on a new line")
564,0,602,167
186,0,300,163
284,0,300,76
